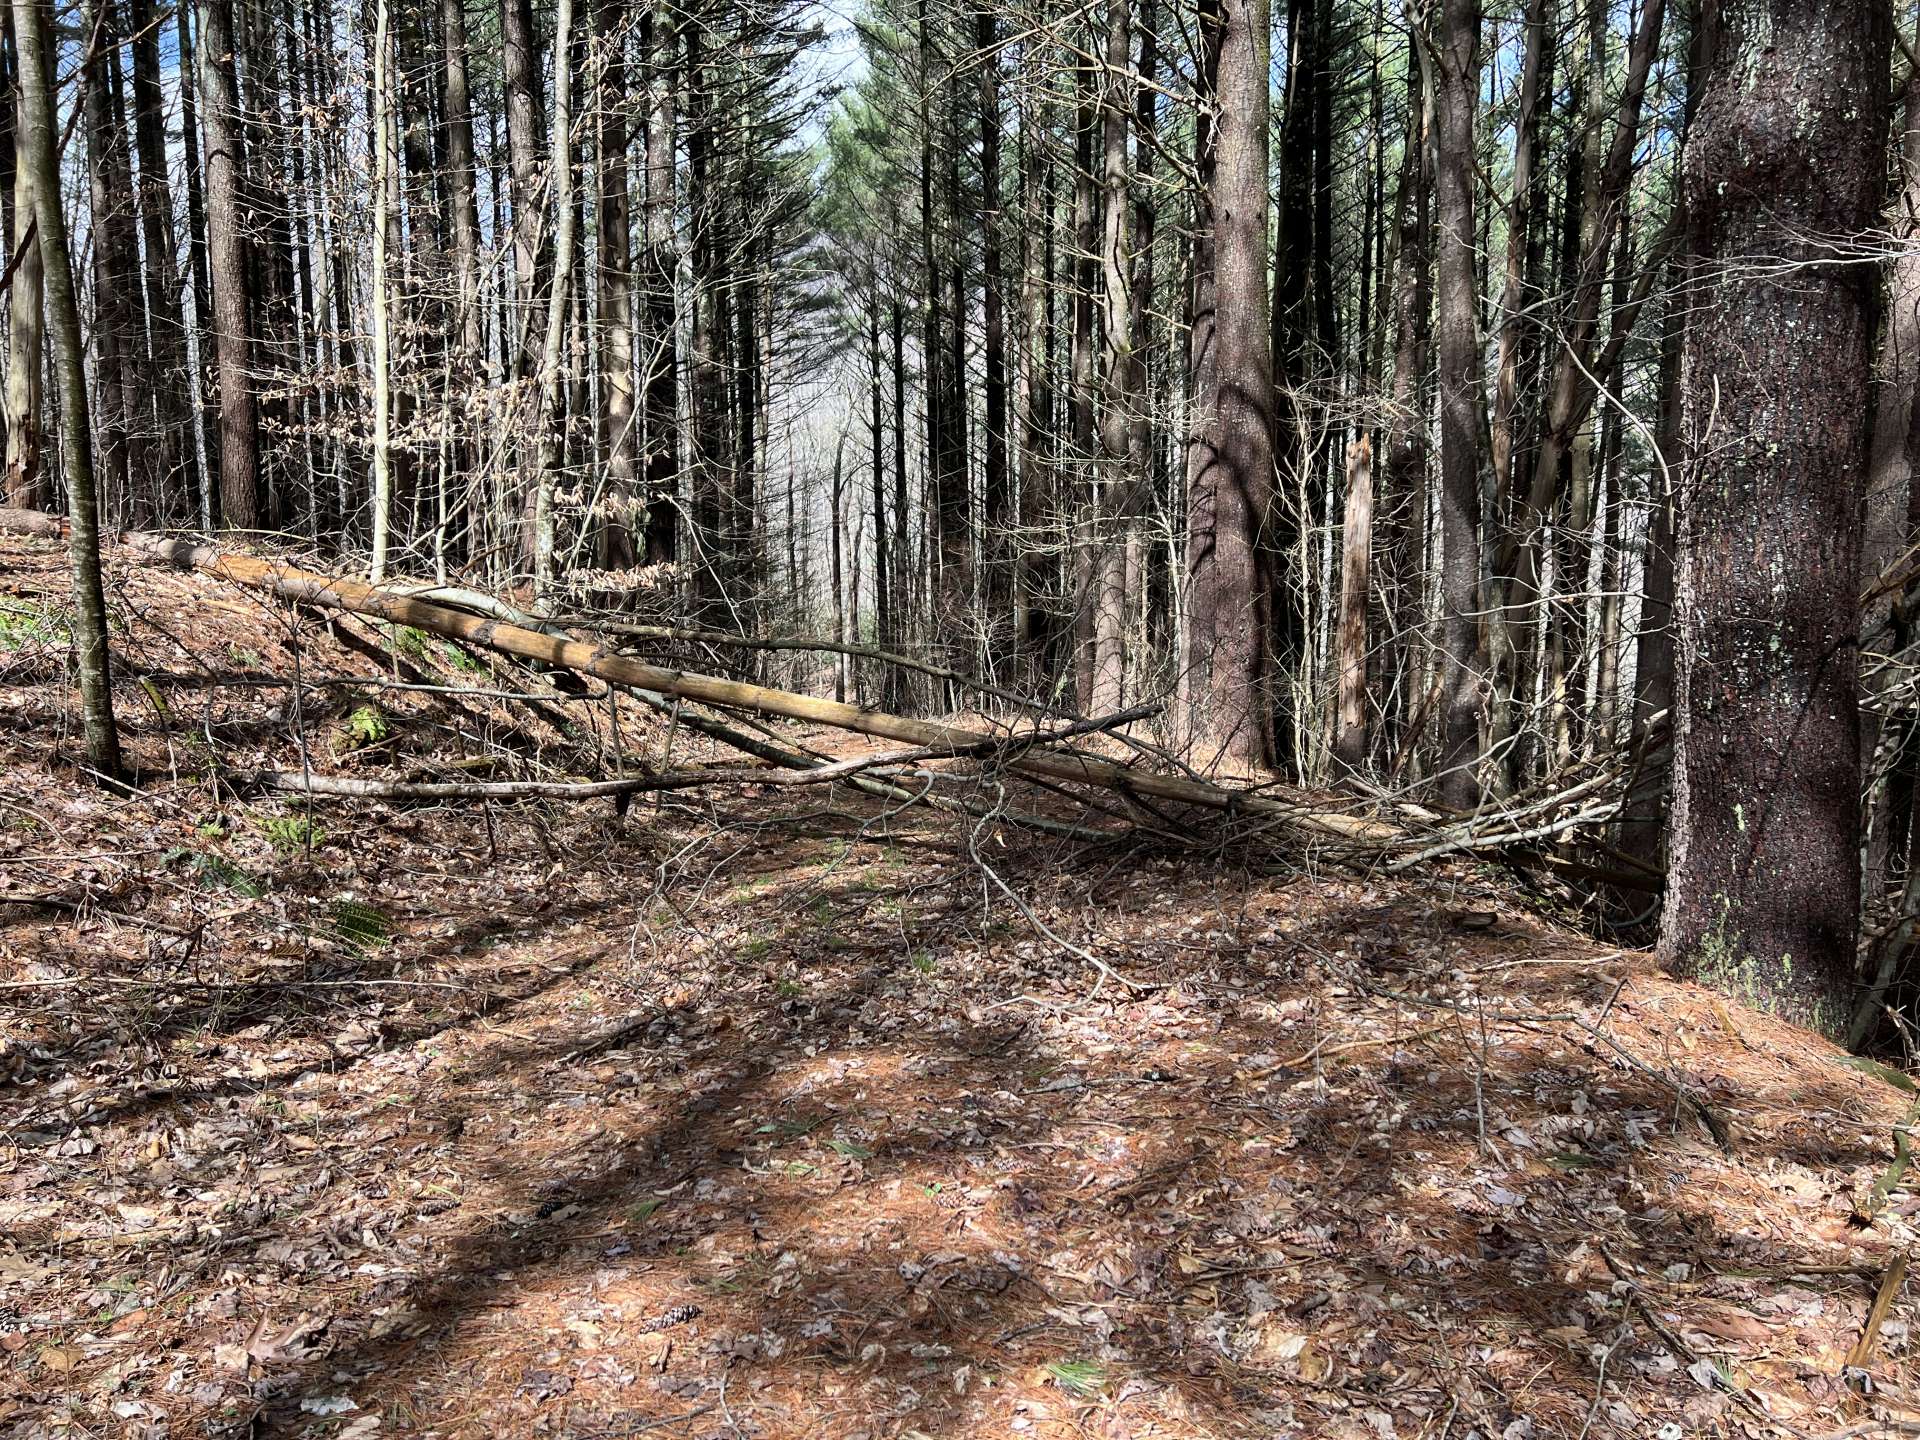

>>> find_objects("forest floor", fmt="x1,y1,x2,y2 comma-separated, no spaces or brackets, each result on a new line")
3,530,1920,1440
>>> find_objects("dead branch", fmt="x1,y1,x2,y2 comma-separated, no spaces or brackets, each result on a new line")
562,610,1059,716
2,511,1396,849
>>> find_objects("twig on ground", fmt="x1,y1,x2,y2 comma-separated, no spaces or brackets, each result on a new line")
1601,1247,1790,1433
965,787,1159,996
1845,1252,1909,1370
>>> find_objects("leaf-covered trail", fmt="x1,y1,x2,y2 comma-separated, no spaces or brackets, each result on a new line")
2,533,1918,1438
10,805,1919,1439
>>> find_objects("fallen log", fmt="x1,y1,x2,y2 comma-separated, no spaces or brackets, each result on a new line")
1,510,1396,846
248,761,890,801
559,609,1055,716
611,684,1125,841
248,704,1163,805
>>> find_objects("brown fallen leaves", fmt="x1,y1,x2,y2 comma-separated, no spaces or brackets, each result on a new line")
1,531,1918,1439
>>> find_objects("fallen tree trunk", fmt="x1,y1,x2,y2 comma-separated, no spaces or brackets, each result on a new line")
249,761,897,801
2,510,1396,845
247,705,1164,803
558,609,1055,715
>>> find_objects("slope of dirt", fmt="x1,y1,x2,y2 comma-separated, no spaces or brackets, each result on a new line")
3,531,1919,1439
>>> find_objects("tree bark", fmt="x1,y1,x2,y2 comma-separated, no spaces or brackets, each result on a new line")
1431,0,1485,807
640,3,678,566
1333,437,1374,770
369,0,394,579
597,0,637,569
1069,46,1098,703
1659,0,1887,1034
440,0,484,373
1380,50,1431,761
3,22,41,513
978,4,1009,652
532,0,577,603
177,0,217,524
1091,0,1138,714
869,295,889,661
1182,0,1273,771
15,0,120,779
1014,60,1055,680
502,0,546,382
195,0,261,531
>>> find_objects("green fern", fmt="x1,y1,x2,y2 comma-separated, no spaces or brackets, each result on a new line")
386,624,432,662
258,814,325,853
162,846,264,899
331,900,391,951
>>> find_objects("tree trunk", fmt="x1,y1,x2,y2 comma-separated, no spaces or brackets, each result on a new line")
1380,50,1431,762
1182,0,1273,771
1618,271,1681,881
1659,0,1887,1034
597,0,637,569
3,23,42,513
684,19,726,618
369,0,394,579
1431,0,1485,808
1091,0,1137,714
1268,0,1319,754
640,3,678,566
1333,437,1374,770
890,292,910,697
532,0,576,604
978,5,1009,653
127,0,188,520
196,0,261,531
1069,47,1098,704
177,0,217,525
15,0,119,779
1482,0,1549,770
1014,65,1054,680
502,0,546,382
869,295,889,658
441,0,484,373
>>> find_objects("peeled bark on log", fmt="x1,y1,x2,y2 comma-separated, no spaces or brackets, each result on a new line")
0,510,1395,847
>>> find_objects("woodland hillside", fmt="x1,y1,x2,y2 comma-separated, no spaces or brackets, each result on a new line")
3,0,1920,1430
2,528,1919,1438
